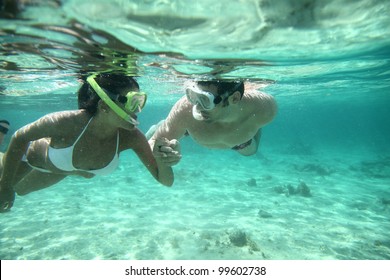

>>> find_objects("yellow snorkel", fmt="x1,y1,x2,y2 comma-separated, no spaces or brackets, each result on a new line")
86,74,146,125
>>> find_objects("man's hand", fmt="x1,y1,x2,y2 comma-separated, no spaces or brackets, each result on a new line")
153,137,181,166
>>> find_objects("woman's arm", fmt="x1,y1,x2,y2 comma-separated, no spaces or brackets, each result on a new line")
0,112,65,211
128,129,175,187
0,111,75,191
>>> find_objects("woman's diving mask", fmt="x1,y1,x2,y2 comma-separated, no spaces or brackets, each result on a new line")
87,75,147,125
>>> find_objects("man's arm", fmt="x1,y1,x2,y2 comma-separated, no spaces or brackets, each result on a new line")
148,97,190,165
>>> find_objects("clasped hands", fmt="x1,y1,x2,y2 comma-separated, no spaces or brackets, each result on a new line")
153,138,181,166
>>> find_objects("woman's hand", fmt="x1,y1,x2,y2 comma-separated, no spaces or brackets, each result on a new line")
153,137,181,166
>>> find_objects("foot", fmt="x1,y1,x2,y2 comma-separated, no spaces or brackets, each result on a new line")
0,187,15,212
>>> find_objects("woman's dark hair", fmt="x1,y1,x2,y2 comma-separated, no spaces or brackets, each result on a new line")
78,73,139,115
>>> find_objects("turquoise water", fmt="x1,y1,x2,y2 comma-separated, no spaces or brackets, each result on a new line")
1,0,390,260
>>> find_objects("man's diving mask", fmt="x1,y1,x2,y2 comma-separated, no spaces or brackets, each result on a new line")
86,75,147,125
185,86,222,111
185,82,242,111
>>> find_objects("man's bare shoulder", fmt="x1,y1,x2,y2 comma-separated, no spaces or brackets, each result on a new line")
244,89,274,102
242,90,277,124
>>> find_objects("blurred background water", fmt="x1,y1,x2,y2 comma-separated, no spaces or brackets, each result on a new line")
1,0,389,157
1,0,390,260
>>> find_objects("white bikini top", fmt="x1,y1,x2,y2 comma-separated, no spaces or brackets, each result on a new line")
48,118,120,176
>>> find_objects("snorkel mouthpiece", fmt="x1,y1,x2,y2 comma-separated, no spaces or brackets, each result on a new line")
192,104,205,121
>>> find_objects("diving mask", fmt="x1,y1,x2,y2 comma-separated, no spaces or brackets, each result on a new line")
118,91,147,113
185,82,242,111
185,85,221,111
87,75,147,125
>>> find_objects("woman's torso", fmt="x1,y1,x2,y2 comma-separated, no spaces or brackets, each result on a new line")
25,110,123,176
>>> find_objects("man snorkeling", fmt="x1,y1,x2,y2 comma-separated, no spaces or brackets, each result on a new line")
148,80,277,166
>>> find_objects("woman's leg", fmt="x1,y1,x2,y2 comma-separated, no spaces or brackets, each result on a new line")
2,155,65,196
13,170,66,195
0,120,10,147
10,137,67,195
1,158,66,211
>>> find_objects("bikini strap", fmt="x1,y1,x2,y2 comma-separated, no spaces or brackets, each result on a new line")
73,117,94,145
115,130,120,154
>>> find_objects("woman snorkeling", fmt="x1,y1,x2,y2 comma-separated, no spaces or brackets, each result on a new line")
0,73,180,212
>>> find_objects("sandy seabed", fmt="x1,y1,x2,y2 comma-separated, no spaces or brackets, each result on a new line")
1,147,389,260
